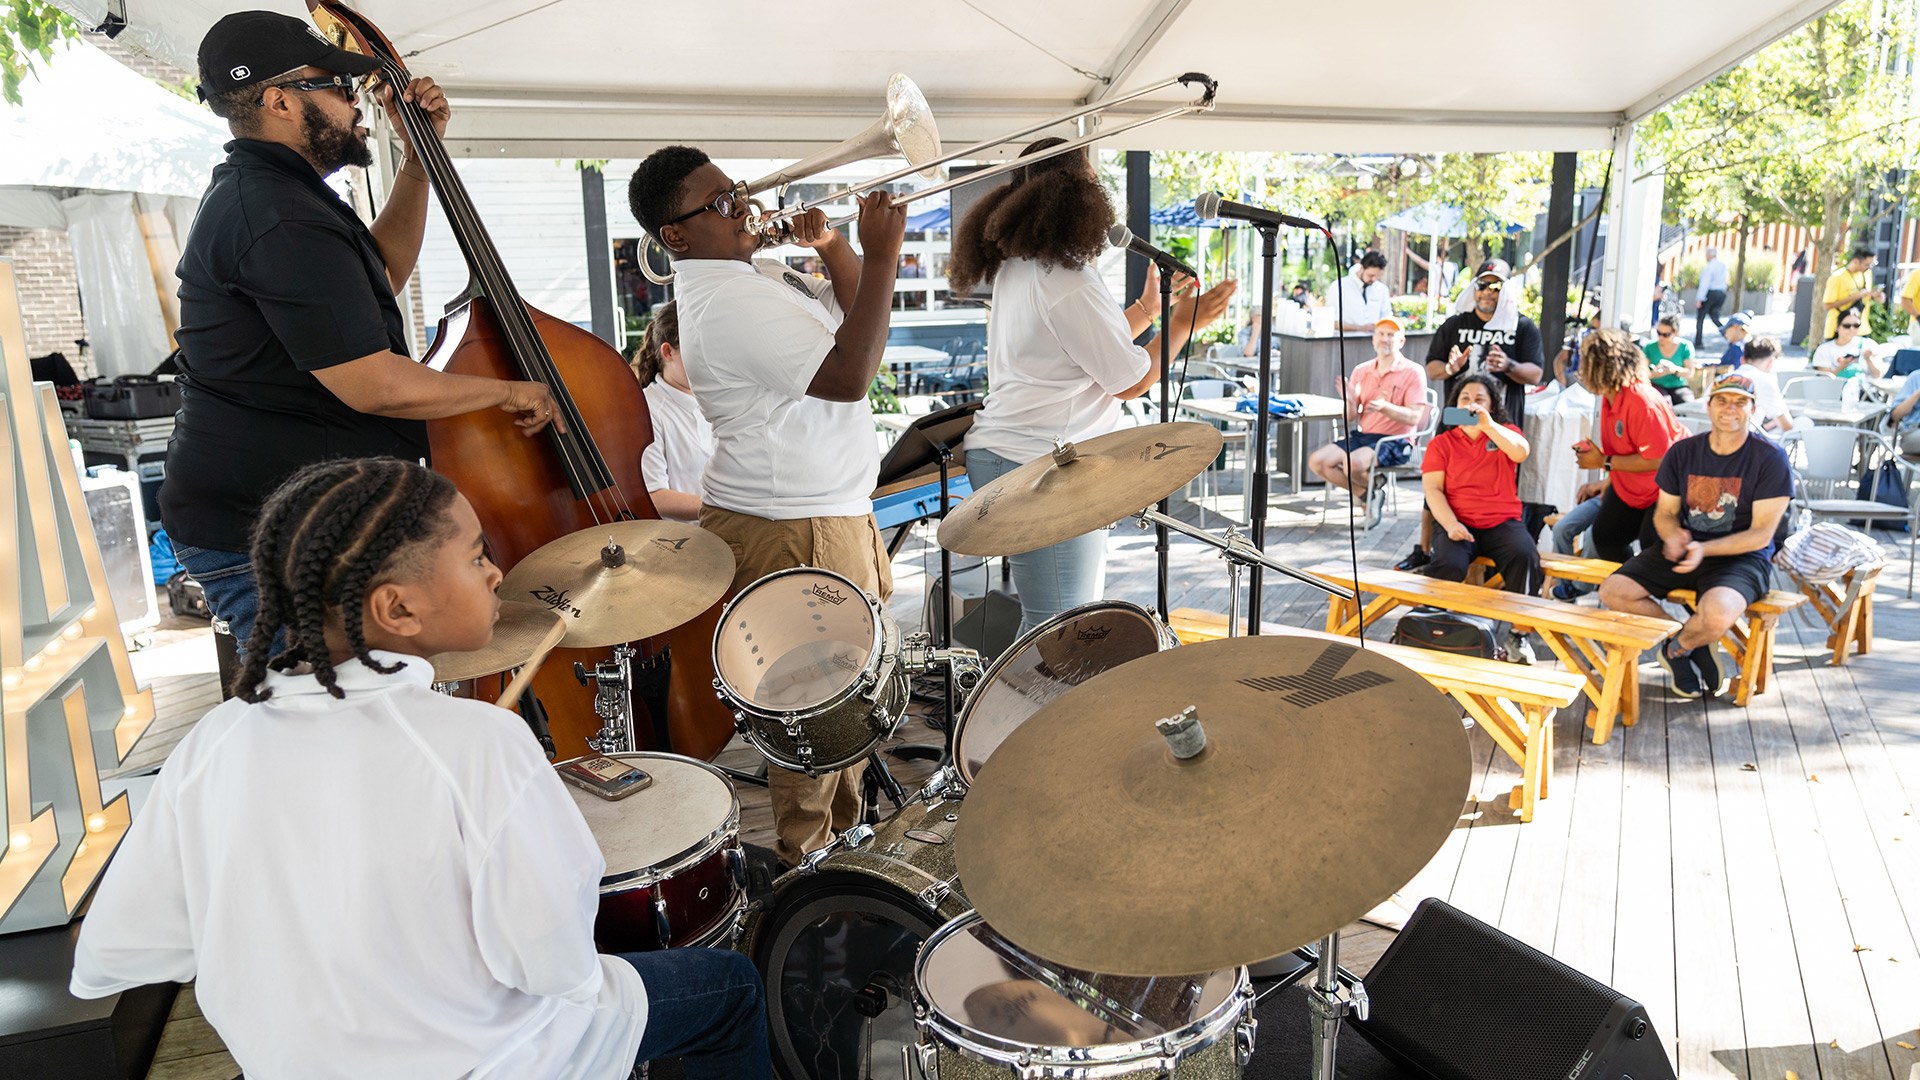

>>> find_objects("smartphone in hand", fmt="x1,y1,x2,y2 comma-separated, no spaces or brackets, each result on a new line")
1441,406,1477,427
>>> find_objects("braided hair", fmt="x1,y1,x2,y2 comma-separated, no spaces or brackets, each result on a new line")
234,458,459,702
947,136,1114,296
630,300,678,388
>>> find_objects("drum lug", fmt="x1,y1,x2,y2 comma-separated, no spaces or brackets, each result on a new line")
732,710,748,734
1235,1012,1259,1067
905,1041,939,1080
725,846,747,891
917,876,954,911
840,823,875,850
652,889,672,948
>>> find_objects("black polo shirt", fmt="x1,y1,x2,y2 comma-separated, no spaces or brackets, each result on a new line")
160,139,428,552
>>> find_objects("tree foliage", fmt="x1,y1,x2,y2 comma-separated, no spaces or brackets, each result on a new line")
0,0,80,107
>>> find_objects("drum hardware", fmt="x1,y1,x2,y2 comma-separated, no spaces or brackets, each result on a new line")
575,642,640,754
1304,933,1368,1080
1132,506,1352,602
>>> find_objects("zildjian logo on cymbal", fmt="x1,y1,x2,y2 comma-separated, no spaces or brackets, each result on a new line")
974,490,1004,520
652,537,690,552
530,585,584,619
809,584,849,605
1145,442,1191,461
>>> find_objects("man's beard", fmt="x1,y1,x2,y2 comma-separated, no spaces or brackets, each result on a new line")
301,99,373,173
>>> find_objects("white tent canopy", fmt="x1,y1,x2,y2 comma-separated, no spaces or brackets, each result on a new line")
54,0,1840,158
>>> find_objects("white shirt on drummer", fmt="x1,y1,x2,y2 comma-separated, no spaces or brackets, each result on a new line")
641,378,714,499
674,258,879,519
1332,270,1392,328
965,257,1151,464
70,652,646,1080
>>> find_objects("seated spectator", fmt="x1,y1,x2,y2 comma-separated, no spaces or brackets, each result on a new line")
1642,315,1696,404
1811,314,1881,378
1573,329,1687,564
1551,310,1601,387
1287,281,1314,308
1238,306,1282,357
1308,316,1427,528
1420,373,1540,664
1735,335,1796,435
1599,373,1793,698
1714,311,1752,369
1889,361,1920,455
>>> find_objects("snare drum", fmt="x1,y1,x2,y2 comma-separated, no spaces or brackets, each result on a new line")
557,752,746,953
951,600,1177,789
911,911,1255,1079
712,566,908,775
741,786,971,1080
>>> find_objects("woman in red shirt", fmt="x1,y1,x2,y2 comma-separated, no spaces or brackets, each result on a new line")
1421,373,1540,661
1575,329,1686,563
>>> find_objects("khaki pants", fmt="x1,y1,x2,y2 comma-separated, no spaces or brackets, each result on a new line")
700,504,895,867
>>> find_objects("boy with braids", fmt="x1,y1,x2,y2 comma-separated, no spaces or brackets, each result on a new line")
627,146,904,868
71,459,769,1079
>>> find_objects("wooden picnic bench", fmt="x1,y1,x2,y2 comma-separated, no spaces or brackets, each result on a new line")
1306,565,1678,745
1781,562,1881,666
1502,552,1810,707
1169,609,1584,821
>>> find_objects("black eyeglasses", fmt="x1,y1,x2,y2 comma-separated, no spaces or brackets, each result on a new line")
257,73,365,106
663,188,743,228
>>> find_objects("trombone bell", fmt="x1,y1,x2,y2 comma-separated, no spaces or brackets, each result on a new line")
744,73,943,196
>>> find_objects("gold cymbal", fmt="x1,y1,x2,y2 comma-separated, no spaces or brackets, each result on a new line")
499,520,735,648
939,422,1223,556
953,630,1471,977
428,600,565,684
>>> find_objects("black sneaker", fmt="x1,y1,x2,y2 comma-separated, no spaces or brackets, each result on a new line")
1658,646,1703,699
1690,645,1728,697
1394,546,1430,572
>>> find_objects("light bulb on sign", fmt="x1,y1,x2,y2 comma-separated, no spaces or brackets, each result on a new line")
86,813,107,833
62,625,81,640
9,832,30,851
1,671,19,689
23,655,43,672
44,639,61,655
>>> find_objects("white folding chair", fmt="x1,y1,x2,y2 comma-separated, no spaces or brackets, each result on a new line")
1180,379,1249,514
1371,387,1441,518
1780,426,1917,595
1782,373,1844,405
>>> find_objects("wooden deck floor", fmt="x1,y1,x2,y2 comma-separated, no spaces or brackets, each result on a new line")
117,480,1920,1079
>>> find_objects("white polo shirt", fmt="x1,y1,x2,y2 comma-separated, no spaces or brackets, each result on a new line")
70,652,646,1080
1333,270,1392,328
641,378,714,499
965,257,1152,464
674,258,879,519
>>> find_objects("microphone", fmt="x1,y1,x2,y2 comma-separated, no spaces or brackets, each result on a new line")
1193,192,1325,233
1107,223,1198,280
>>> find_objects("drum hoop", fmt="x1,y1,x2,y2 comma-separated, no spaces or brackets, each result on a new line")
711,565,889,720
585,752,744,891
912,911,1252,1072
952,599,1177,789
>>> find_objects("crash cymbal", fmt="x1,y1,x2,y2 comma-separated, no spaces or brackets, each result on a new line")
953,630,1471,977
939,422,1223,556
499,520,735,648
428,601,566,684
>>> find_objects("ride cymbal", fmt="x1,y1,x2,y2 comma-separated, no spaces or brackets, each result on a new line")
428,600,566,684
499,520,735,648
939,422,1223,556
953,631,1471,977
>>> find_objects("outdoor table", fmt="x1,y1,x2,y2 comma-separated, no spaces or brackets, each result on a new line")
1178,392,1348,522
881,344,952,395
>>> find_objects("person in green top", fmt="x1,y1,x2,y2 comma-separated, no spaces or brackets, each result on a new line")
1641,314,1695,404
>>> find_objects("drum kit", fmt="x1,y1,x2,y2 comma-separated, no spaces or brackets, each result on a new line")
421,420,1469,1079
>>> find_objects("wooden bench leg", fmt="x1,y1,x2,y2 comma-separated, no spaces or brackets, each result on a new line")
1588,647,1633,745
1505,704,1548,823
1731,615,1774,706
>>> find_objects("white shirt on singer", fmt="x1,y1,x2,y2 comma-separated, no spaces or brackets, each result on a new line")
673,258,879,519
70,652,647,1080
641,378,714,500
965,256,1151,464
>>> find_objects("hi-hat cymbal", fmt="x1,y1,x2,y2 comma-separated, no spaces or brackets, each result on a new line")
953,630,1471,977
429,600,566,683
939,422,1223,556
499,520,735,648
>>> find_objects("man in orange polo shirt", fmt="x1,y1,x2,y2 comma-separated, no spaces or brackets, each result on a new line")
1308,315,1428,528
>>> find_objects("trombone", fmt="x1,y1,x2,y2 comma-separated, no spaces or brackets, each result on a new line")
638,72,1217,285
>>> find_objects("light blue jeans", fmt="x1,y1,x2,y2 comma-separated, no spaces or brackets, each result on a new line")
1551,495,1604,596
965,448,1109,635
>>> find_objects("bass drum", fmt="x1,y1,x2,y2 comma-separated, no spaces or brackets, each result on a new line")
951,599,1177,788
742,782,970,1080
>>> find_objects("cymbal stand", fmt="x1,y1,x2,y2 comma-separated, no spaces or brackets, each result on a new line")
575,643,638,754
1133,508,1353,601
1306,931,1368,1080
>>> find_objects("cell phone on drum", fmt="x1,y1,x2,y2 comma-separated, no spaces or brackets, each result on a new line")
557,754,653,800
1441,406,1477,427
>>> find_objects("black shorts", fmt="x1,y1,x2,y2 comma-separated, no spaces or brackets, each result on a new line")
1329,431,1387,454
1613,548,1772,607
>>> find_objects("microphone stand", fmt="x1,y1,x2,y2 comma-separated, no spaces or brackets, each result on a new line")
1246,222,1280,634
1154,262,1174,619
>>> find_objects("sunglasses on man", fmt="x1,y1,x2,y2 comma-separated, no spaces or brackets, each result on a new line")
257,72,367,106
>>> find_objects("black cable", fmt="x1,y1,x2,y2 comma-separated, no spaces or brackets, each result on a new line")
1330,237,1367,647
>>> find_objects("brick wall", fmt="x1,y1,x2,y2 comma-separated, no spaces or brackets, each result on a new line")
1,226,90,373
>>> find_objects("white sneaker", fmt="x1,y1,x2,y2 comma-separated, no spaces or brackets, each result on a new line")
1503,629,1536,665
1365,475,1388,530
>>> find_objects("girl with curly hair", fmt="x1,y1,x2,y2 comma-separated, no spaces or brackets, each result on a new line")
953,137,1236,632
1575,327,1686,564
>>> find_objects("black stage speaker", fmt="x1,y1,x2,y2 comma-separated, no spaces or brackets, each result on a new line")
927,571,1022,662
1351,898,1675,1080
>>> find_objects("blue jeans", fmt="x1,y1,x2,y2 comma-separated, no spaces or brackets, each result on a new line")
174,544,264,658
1551,496,1604,596
620,948,770,1079
966,448,1108,636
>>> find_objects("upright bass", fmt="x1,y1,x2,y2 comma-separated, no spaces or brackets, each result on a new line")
308,0,735,760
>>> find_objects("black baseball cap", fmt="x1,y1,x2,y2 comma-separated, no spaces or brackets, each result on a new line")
196,11,379,100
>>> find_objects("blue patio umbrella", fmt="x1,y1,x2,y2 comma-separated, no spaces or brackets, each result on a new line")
905,204,951,232
1149,202,1232,228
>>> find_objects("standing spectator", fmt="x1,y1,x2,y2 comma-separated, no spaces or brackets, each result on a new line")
1811,312,1881,378
1642,314,1696,404
1901,265,1920,337
1736,335,1796,434
1572,328,1686,564
1822,245,1884,341
1334,251,1393,331
1395,258,1544,572
1419,373,1540,663
1695,246,1729,347
1714,311,1751,370
1307,315,1427,528
1407,246,1459,301
1790,247,1809,280
1599,372,1793,698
